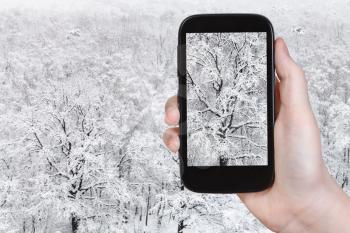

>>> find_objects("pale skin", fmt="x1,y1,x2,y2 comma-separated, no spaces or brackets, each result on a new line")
163,38,350,233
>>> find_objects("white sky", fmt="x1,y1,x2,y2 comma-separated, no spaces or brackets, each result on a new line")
0,0,348,16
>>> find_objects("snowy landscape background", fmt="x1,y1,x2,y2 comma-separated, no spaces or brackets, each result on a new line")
0,0,350,232
187,32,267,166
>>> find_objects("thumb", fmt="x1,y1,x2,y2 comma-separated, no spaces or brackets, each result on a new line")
275,37,310,110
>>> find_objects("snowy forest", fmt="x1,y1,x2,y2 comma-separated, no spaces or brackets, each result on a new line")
0,0,350,232
187,32,267,166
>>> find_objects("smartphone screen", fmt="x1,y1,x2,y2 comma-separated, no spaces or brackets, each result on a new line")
186,32,267,166
178,14,274,193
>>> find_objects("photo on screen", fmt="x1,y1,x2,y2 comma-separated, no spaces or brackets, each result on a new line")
186,32,267,166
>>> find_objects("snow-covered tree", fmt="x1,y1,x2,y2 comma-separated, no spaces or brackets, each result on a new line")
186,33,267,166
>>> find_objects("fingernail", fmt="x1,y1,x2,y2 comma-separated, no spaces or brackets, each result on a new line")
170,107,179,117
166,107,179,122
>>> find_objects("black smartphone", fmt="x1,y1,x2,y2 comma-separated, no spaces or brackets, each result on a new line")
177,14,275,193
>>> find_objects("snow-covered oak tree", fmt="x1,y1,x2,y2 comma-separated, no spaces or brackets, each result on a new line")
186,32,267,166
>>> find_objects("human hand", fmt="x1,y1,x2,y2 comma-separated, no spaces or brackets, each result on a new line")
163,38,350,232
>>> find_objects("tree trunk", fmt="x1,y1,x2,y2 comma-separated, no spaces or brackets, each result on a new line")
139,206,143,222
157,196,163,226
178,220,185,233
145,185,151,226
177,183,185,233
31,216,35,233
71,213,80,233
219,154,228,166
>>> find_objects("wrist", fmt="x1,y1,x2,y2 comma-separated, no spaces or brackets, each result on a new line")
280,178,350,233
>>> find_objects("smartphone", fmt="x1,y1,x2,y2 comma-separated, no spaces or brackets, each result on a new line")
177,14,275,193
